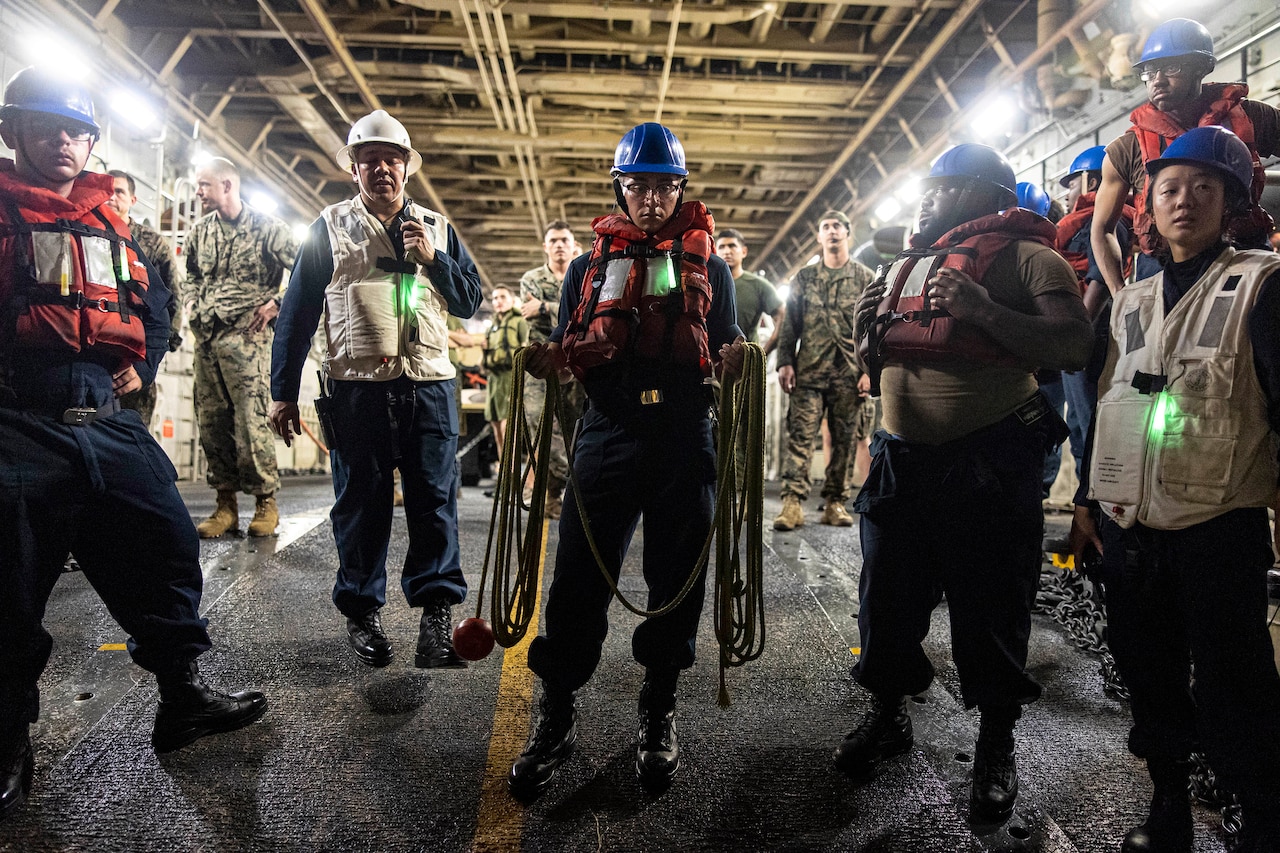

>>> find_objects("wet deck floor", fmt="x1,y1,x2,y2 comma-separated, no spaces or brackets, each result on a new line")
0,474,1252,852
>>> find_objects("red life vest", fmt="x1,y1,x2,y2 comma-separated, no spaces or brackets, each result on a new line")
1129,82,1273,253
863,208,1056,367
0,163,150,364
561,201,715,381
1055,192,1135,286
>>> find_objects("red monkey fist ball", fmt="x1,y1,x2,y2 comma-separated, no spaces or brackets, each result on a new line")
453,617,496,661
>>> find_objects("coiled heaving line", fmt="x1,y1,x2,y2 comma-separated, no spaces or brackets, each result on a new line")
468,344,768,706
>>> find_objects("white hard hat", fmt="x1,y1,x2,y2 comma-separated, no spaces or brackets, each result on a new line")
335,109,422,175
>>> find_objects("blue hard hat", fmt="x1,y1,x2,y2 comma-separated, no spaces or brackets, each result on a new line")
1146,125,1253,200
612,122,688,176
927,143,1017,201
1059,145,1106,187
0,66,99,136
1015,181,1052,217
1134,19,1215,71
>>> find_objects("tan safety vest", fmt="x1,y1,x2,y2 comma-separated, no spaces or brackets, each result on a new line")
1089,246,1280,529
320,197,454,382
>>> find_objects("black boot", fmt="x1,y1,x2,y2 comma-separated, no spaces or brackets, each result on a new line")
970,705,1020,823
832,693,913,779
1120,757,1192,852
508,683,577,800
346,608,393,667
636,669,680,791
415,598,466,669
151,660,268,753
0,726,33,823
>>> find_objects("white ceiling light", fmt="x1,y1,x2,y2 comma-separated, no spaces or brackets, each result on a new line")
248,192,278,214
111,89,157,131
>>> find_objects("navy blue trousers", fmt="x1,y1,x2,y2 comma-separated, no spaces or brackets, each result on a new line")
1098,509,1280,803
328,377,467,618
527,404,717,691
852,414,1051,710
0,408,211,724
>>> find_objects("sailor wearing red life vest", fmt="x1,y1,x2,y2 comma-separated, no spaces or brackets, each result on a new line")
1091,18,1280,295
512,122,746,800
0,67,267,822
840,143,1093,823
1052,146,1137,481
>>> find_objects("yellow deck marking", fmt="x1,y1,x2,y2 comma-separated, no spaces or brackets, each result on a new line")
98,644,128,651
850,647,860,656
471,520,551,852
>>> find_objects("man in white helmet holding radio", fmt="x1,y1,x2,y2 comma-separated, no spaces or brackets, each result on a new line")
269,110,483,671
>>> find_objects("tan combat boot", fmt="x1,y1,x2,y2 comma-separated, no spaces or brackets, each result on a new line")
197,491,239,539
820,501,854,527
247,493,279,537
773,495,804,531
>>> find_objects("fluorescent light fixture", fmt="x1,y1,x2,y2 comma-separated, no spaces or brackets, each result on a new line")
292,222,311,243
248,192,278,214
111,89,156,131
970,96,1018,138
874,197,902,223
190,149,214,168
775,284,791,302
895,176,922,203
23,39,90,82
806,254,821,266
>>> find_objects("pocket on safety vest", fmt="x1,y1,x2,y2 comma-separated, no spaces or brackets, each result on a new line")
346,281,399,359
1087,399,1150,508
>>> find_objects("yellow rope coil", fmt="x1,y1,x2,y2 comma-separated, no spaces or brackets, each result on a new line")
473,345,769,706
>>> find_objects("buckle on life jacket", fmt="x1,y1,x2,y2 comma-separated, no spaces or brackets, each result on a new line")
639,389,664,405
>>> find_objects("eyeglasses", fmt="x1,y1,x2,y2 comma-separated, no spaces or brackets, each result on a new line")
620,181,683,200
26,115,96,143
1139,63,1185,82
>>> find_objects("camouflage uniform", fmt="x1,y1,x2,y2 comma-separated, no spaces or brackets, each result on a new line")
186,206,296,496
518,263,583,496
775,259,876,503
118,218,184,427
483,306,528,422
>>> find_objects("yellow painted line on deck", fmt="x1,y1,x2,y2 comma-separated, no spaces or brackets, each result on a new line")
471,520,551,853
98,644,128,651
850,647,860,656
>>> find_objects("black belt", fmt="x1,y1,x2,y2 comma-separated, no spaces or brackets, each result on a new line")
0,399,120,426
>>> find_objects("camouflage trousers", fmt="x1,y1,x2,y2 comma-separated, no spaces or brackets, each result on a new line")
779,382,873,503
118,382,158,430
191,312,279,496
523,375,585,497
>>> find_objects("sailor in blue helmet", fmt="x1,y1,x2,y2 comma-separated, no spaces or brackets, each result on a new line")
1071,126,1280,853
1092,18,1280,297
1052,146,1136,487
843,142,1093,823
510,122,746,799
1015,181,1052,218
0,67,267,822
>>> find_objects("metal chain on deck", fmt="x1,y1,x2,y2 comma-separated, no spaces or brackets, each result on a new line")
1034,559,1240,843
1033,564,1127,701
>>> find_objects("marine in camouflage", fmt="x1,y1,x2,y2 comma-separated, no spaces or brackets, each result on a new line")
186,205,297,496
776,259,877,503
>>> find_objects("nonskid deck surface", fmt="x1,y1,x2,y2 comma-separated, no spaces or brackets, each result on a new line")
1,475,1244,852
